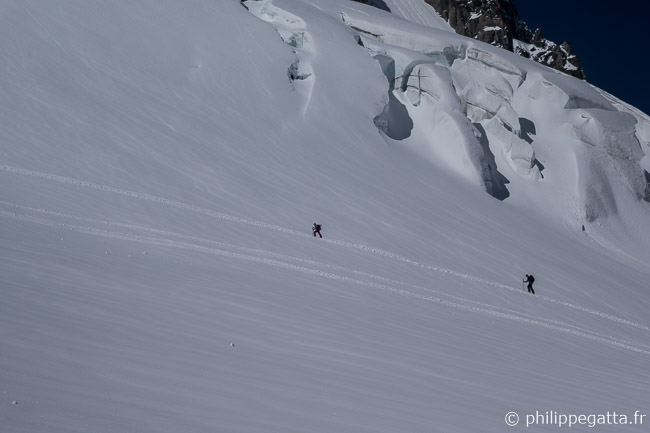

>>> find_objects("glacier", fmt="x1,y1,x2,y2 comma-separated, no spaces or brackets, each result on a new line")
0,0,649,432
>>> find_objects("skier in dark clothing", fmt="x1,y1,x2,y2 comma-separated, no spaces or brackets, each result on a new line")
312,223,322,238
524,274,535,294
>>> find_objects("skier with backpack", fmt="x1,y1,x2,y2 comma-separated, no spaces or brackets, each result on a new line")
523,274,535,294
312,223,322,238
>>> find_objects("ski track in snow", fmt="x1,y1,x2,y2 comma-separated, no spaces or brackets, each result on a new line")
6,200,646,353
2,203,650,357
2,164,650,339
3,199,637,350
0,205,648,356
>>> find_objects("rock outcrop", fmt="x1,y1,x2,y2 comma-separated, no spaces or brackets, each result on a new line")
423,0,586,79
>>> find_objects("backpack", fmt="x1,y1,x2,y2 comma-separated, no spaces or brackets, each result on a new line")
529,275,535,283
315,224,321,231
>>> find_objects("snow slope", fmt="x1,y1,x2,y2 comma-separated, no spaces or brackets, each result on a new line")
1,1,649,432
382,0,454,31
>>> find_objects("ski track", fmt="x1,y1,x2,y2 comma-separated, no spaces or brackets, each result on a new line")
0,200,637,349
2,199,631,348
1,205,649,357
2,164,650,336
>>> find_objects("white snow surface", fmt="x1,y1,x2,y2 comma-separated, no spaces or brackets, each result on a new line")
382,0,454,31
1,1,649,432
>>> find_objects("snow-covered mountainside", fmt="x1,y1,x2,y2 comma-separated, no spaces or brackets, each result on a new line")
1,1,649,432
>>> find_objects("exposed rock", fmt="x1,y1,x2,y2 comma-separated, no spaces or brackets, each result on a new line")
423,0,586,79
532,28,545,48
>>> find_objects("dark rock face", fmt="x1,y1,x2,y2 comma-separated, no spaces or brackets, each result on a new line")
426,0,522,51
423,0,586,79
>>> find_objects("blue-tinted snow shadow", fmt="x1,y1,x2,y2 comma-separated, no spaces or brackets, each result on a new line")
519,117,545,178
474,123,510,201
351,0,391,12
380,92,413,140
373,54,413,140
519,117,536,144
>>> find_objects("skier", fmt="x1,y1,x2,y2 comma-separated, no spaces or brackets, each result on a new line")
523,274,535,294
312,223,322,238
